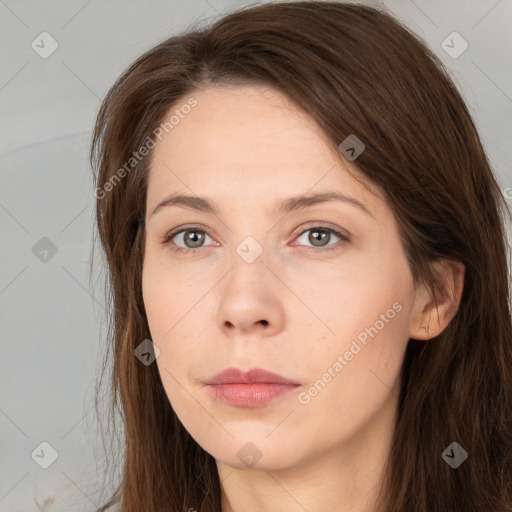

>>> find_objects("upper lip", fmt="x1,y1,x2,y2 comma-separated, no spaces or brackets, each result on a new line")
204,367,301,385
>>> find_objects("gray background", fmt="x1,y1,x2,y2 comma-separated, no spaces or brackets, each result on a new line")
1,0,511,510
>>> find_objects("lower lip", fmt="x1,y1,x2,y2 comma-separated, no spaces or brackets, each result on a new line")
206,383,300,407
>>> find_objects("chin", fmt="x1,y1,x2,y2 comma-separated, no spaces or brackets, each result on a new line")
206,435,303,472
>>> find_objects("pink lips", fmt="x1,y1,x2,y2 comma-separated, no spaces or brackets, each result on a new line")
203,368,301,408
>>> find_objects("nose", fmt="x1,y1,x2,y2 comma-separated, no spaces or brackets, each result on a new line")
215,257,285,337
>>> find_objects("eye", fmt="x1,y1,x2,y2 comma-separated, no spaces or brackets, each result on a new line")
161,223,350,255
293,224,350,252
162,226,215,255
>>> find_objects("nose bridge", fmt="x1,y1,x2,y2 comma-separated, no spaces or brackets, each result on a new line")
224,232,269,296
215,232,284,334
234,234,266,267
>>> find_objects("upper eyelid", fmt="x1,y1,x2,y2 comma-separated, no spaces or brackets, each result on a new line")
165,222,350,247
165,222,348,237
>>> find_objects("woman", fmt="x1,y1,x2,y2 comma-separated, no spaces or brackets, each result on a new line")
90,2,512,511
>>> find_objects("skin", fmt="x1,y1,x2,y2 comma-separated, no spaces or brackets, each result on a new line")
142,83,465,512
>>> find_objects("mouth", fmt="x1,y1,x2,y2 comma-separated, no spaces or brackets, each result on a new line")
203,367,301,408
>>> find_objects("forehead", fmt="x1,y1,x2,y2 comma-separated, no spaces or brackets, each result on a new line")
150,83,332,171
146,83,380,218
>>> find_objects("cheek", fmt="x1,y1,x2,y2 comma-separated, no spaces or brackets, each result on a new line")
147,306,203,423
298,306,409,443
142,271,189,388
142,259,194,341
320,274,407,344
302,270,412,412
142,263,214,361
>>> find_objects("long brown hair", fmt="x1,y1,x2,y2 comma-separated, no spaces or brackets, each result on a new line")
89,2,512,510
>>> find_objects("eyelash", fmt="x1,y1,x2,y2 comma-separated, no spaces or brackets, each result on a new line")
161,224,351,255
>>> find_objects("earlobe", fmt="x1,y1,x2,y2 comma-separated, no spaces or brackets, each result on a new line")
409,259,465,341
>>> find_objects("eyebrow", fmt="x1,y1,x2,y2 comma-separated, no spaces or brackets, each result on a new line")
149,191,373,218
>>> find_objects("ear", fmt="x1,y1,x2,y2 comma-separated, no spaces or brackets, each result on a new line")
409,259,465,340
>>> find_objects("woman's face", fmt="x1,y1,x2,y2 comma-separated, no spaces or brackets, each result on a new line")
142,83,421,471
